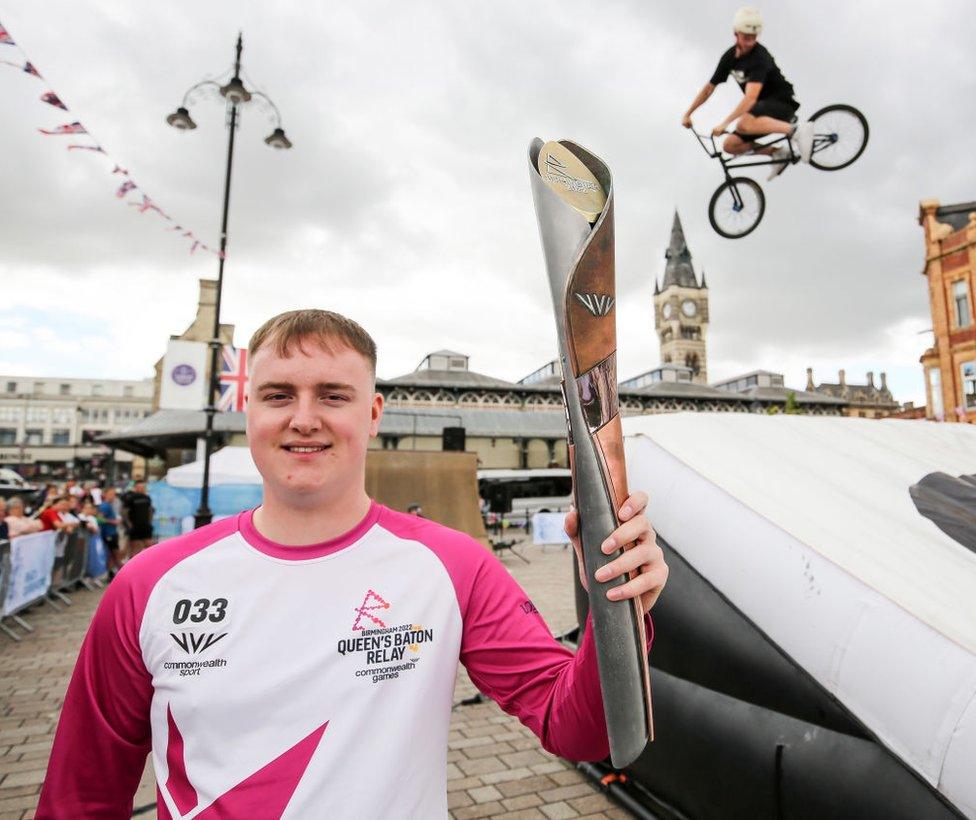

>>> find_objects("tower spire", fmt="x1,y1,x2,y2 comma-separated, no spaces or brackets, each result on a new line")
662,210,699,289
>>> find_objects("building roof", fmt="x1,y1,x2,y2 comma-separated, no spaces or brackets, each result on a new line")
733,386,846,406
625,380,739,401
936,201,976,232
814,383,897,406
381,369,519,389
661,211,702,291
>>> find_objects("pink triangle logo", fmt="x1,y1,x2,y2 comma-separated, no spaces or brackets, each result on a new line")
162,704,327,818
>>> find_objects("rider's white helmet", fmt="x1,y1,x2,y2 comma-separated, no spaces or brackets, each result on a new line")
733,6,763,35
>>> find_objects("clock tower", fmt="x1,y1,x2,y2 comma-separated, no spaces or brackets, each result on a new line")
653,211,709,383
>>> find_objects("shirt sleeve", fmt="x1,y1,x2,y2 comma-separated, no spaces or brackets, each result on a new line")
458,549,652,762
36,570,153,819
709,48,733,85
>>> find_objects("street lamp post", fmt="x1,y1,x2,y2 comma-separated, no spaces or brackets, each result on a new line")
167,32,292,529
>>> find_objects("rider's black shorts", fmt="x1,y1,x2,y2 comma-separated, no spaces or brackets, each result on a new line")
736,98,799,142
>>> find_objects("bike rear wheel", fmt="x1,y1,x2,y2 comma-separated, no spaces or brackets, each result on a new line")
708,177,765,239
808,104,869,170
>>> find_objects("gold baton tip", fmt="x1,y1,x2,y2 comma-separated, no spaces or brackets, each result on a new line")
536,140,606,223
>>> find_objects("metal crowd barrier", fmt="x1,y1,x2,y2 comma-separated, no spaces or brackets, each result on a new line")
0,529,104,642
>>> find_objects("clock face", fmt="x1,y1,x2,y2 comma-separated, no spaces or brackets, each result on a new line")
681,299,697,317
662,303,673,319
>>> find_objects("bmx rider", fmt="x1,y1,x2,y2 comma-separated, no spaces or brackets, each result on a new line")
681,7,813,180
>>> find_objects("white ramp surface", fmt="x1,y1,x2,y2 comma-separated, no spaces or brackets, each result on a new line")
623,414,976,817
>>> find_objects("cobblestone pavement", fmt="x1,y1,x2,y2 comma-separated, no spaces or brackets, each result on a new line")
0,537,631,819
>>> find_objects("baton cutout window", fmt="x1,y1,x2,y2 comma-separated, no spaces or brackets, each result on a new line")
577,353,617,433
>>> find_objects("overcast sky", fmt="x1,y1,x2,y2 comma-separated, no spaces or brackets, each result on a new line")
2,1,974,405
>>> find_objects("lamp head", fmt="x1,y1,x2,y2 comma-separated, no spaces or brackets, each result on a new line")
166,106,197,130
264,127,292,150
220,77,252,104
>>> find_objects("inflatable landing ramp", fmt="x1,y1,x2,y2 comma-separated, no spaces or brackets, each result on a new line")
621,413,975,819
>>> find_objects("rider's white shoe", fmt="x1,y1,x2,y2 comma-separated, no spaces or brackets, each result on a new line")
767,145,792,180
794,121,814,163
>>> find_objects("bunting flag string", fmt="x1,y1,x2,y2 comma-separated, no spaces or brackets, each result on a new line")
1,18,219,258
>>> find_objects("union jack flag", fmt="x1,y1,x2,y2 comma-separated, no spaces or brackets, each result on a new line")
23,61,41,78
38,121,86,136
116,180,137,198
217,346,248,412
0,24,14,45
67,144,105,153
40,91,67,110
112,165,129,175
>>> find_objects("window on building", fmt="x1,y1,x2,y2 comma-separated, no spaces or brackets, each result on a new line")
124,385,133,397
51,429,71,445
33,382,45,395
26,407,48,423
0,407,19,422
5,381,16,393
59,383,71,396
954,281,971,329
92,384,104,396
0,428,16,445
25,429,43,445
962,361,976,411
52,408,72,424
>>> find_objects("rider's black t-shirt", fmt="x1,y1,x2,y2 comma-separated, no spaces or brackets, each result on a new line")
710,43,796,104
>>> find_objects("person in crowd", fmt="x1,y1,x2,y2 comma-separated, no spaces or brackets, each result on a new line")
88,482,103,506
4,496,43,538
0,498,7,541
96,487,123,579
407,503,424,517
78,500,100,536
39,496,77,534
121,481,154,558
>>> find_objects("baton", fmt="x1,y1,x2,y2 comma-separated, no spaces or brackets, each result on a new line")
528,138,653,768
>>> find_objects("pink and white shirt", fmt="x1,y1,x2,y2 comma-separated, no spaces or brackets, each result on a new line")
38,503,649,818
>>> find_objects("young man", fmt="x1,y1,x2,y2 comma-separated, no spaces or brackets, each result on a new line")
681,6,814,179
121,480,154,557
38,310,667,818
96,487,123,578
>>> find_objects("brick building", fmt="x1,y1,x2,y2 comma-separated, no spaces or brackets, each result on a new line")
918,199,976,421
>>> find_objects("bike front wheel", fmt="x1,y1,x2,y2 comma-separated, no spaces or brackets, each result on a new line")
808,104,869,170
708,177,765,239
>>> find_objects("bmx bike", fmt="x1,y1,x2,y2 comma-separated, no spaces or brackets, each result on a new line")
693,103,869,239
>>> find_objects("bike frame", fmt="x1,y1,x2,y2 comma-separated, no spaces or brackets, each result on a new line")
692,130,795,179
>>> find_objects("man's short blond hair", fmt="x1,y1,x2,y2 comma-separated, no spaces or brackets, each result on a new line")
248,309,377,373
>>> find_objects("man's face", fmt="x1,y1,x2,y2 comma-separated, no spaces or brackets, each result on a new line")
134,482,146,494
734,31,757,53
104,488,116,501
246,338,383,507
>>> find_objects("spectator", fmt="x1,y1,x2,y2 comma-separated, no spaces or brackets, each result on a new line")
96,487,122,579
78,500,100,535
0,498,7,541
407,503,424,517
40,496,77,534
4,497,43,538
88,482,103,505
122,481,154,558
